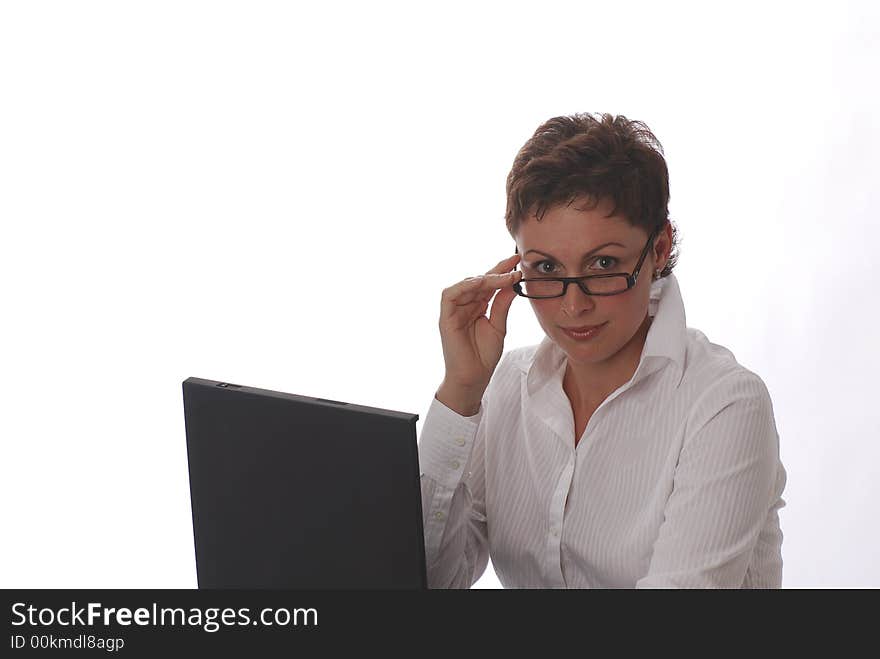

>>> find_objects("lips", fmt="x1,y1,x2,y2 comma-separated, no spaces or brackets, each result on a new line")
561,323,605,331
560,322,608,341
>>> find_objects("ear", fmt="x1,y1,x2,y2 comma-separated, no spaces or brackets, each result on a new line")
653,221,672,272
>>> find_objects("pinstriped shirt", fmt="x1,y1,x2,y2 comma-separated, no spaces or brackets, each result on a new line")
418,273,787,588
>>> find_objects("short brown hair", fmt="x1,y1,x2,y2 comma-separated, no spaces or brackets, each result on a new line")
505,112,679,278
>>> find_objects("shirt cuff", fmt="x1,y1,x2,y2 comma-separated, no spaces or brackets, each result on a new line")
418,395,483,490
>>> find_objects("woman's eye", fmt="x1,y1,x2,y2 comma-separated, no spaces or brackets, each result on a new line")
593,256,617,270
533,258,616,274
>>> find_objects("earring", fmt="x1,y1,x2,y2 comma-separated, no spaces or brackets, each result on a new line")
653,269,661,280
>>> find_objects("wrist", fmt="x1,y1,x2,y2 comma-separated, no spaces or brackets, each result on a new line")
435,380,483,417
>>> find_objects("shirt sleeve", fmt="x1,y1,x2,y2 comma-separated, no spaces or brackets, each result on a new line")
635,372,787,589
418,394,490,589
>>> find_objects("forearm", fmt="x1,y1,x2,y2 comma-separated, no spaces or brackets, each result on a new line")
418,394,490,588
420,475,489,588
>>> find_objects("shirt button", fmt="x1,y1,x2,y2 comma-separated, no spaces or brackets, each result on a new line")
451,459,461,470
434,511,445,520
455,437,466,446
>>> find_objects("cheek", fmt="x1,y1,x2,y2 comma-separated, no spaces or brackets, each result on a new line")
528,295,643,324
529,300,555,331
608,297,644,324
602,296,633,317
529,299,556,321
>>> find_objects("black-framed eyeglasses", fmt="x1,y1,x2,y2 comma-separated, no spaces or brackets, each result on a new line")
513,228,659,299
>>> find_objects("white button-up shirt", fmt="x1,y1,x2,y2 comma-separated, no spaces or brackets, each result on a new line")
418,273,787,588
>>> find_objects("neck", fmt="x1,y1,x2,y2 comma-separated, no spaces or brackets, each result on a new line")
563,312,653,408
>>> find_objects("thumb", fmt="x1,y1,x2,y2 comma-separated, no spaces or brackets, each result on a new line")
488,285,518,335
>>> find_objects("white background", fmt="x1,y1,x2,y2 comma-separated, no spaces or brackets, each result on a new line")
2,1,878,588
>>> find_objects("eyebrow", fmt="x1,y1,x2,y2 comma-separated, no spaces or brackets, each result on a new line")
523,242,626,262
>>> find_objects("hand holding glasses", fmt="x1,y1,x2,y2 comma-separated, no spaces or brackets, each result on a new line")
434,227,658,417
435,254,523,417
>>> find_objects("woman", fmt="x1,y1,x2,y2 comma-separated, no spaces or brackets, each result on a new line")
418,113,787,588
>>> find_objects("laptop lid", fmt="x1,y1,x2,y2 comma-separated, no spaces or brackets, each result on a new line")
182,377,427,589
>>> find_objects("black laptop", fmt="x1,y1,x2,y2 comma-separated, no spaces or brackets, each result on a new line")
182,377,427,589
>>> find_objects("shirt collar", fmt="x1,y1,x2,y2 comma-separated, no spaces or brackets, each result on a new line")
517,272,688,394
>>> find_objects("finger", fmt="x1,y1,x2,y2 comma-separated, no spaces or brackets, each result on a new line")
477,273,515,301
467,272,522,306
440,255,523,321
477,288,495,304
488,284,518,334
450,254,520,300
440,277,494,320
445,271,522,307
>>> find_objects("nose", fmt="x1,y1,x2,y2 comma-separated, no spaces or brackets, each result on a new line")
561,280,596,317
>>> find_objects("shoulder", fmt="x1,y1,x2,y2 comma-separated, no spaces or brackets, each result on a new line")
500,343,542,373
680,328,776,427
682,328,770,393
